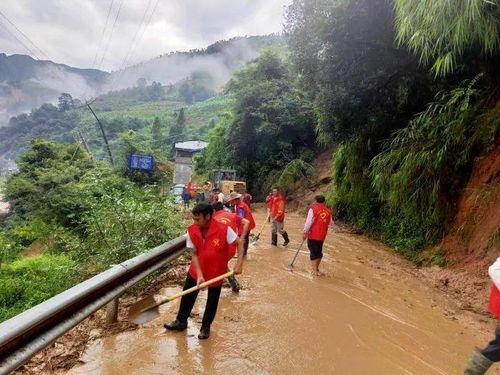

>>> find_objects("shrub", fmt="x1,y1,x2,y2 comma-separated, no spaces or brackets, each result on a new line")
276,159,316,196
0,254,77,321
371,76,497,244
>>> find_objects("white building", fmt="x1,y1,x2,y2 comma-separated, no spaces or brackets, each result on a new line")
173,140,208,184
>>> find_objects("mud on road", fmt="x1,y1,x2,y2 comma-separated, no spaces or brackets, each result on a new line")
66,211,498,375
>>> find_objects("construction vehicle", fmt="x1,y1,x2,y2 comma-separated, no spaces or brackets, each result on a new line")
211,169,246,195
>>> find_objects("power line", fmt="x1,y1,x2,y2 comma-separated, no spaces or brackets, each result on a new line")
112,0,160,89
0,19,39,59
97,0,125,71
0,9,51,60
91,0,116,69
106,0,153,89
120,0,153,69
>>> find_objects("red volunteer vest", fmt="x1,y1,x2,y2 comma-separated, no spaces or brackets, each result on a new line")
235,201,256,231
489,285,500,317
308,202,331,241
271,194,286,222
213,210,242,259
187,220,230,286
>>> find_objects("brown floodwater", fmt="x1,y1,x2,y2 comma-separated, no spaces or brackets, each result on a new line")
69,212,498,374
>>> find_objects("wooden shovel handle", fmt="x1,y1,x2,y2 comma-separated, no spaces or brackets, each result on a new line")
146,271,235,311
256,216,269,236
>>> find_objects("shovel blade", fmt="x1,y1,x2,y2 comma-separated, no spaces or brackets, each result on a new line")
251,234,260,243
128,295,160,325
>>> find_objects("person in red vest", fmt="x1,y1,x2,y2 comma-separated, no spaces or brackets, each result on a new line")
212,201,250,293
227,192,256,255
164,203,244,340
464,257,500,374
270,187,289,246
303,195,333,276
242,192,252,208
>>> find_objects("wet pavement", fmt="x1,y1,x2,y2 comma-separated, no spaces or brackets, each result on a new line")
69,212,497,374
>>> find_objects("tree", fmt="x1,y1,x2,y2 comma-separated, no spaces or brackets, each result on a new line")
147,81,163,101
394,0,500,76
179,83,194,104
151,116,163,149
58,93,74,112
284,0,427,146
200,49,316,195
4,139,94,226
137,77,147,88
169,108,186,143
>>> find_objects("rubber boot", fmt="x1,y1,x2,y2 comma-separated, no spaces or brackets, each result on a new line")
464,349,493,375
271,233,278,246
228,274,240,293
198,325,211,340
282,232,290,246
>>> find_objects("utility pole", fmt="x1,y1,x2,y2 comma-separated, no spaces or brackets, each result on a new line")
86,102,114,167
77,130,94,162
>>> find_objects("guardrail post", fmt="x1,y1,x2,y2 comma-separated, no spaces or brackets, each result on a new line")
106,297,119,323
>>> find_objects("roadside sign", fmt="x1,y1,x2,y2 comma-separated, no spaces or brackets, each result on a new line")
128,154,155,171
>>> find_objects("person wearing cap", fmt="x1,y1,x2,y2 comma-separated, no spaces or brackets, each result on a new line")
227,192,255,255
270,187,289,246
212,201,250,293
303,195,333,276
164,202,244,340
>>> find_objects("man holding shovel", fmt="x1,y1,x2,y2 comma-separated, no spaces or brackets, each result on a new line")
164,203,244,340
303,195,332,276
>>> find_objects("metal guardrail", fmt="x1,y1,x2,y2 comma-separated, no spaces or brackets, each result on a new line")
0,236,187,375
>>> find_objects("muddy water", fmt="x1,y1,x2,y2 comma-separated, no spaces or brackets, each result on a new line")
69,212,497,374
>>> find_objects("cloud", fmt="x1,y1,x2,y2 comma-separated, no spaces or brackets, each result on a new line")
0,0,291,71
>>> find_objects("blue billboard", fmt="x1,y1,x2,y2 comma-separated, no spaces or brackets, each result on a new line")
127,154,155,171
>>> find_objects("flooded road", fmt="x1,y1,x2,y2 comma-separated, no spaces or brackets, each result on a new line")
69,211,497,374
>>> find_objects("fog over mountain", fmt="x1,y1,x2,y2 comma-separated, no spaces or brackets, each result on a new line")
0,34,283,127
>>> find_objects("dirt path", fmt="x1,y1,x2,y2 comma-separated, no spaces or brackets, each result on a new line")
68,212,498,374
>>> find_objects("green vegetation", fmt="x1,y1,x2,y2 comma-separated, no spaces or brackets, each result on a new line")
195,49,316,198
394,0,500,76
0,254,77,321
0,139,183,320
1,2,498,320
284,0,499,259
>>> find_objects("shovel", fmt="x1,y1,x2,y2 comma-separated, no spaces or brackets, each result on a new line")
251,215,269,242
286,239,306,271
128,270,234,324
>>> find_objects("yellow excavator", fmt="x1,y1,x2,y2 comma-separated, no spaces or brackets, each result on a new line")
211,169,247,195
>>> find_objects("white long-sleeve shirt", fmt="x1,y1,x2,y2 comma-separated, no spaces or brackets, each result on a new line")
303,208,333,234
489,257,500,290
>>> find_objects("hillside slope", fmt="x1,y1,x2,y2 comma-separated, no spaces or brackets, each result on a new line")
0,53,108,126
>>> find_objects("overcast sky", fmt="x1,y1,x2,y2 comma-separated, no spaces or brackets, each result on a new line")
0,0,291,72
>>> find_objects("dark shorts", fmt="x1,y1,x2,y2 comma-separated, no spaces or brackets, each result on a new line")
307,239,324,260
